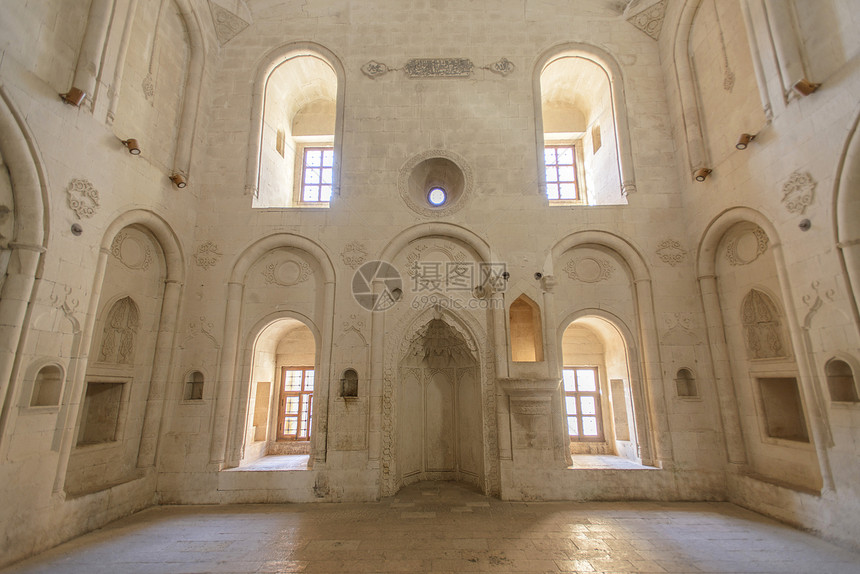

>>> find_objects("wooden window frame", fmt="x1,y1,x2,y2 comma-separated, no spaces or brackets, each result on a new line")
297,146,334,205
563,366,605,442
544,144,580,202
277,367,314,441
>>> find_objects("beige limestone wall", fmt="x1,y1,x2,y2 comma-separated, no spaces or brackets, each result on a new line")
1,0,859,566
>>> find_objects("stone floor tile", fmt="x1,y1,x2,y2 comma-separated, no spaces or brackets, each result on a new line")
3,482,859,574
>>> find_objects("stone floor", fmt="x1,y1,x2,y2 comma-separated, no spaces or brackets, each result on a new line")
568,455,652,470
3,482,859,573
232,454,310,471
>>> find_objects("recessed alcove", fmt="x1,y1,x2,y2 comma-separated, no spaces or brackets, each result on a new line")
675,368,698,398
398,150,472,217
29,364,63,407
341,368,358,398
825,358,859,403
509,295,544,362
183,370,204,401
757,377,809,442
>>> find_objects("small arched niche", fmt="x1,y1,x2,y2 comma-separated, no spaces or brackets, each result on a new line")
510,294,544,362
675,368,698,398
341,368,358,398
30,364,63,407
825,358,859,403
183,370,204,401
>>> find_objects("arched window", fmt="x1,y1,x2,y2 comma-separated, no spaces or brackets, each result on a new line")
251,47,344,208
535,45,635,205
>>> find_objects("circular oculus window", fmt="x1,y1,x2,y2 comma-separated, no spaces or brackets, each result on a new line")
428,186,447,206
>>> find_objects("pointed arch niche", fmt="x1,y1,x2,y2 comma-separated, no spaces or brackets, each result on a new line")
533,43,636,204
247,43,345,208
510,294,544,362
397,314,484,490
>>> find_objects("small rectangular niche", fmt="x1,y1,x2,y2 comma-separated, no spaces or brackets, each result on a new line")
78,382,124,445
758,377,809,442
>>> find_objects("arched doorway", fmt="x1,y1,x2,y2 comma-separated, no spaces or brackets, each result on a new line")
561,315,644,465
241,317,317,468
397,315,484,490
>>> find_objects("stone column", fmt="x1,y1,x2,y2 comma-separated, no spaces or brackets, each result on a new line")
136,278,183,468
312,279,336,467
698,274,747,464
368,278,386,466
763,0,815,94
633,278,674,468
106,0,138,125
71,0,114,108
209,281,243,465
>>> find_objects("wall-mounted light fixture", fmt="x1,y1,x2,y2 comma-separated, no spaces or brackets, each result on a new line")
793,78,820,96
169,173,187,188
60,87,86,107
736,133,756,150
121,139,141,155
694,168,712,182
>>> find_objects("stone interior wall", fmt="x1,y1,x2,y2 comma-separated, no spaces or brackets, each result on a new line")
0,0,859,567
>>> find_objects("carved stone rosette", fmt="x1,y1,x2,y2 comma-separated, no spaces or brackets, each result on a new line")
656,238,686,266
193,241,222,270
65,178,100,219
781,170,816,214
564,257,614,282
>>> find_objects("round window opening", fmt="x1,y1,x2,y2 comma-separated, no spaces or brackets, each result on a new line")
428,187,447,207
